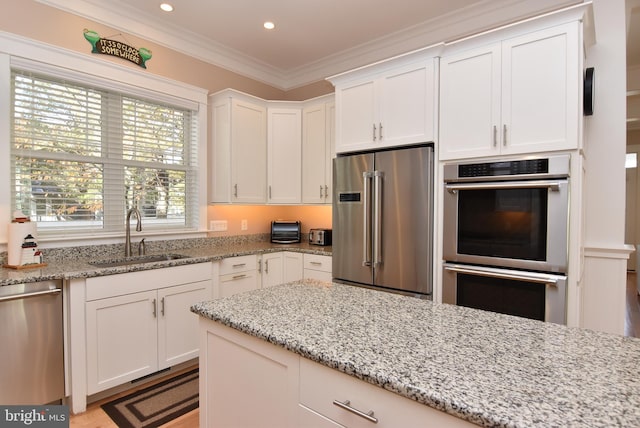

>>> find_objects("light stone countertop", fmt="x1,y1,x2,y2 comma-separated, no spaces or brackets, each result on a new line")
0,237,331,286
191,280,640,428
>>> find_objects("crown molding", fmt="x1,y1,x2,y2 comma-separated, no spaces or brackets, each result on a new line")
37,0,581,91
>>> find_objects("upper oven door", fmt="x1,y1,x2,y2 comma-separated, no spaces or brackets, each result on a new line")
443,179,569,272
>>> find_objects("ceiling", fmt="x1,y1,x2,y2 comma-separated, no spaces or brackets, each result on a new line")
35,0,638,129
38,0,582,89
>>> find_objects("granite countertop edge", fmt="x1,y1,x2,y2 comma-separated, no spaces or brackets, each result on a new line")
0,242,331,286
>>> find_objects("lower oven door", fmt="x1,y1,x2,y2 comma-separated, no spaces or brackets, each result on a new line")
442,263,567,324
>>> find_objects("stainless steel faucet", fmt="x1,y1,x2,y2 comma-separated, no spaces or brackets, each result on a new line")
125,207,142,257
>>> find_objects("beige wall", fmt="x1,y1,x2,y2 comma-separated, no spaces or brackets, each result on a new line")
207,205,332,236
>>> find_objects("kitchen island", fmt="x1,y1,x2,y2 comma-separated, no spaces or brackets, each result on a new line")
192,279,640,428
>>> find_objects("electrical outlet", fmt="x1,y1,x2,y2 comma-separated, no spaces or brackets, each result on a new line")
210,220,228,231
241,219,248,231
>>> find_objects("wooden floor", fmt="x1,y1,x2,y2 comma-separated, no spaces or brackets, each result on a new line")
625,272,640,338
71,278,640,427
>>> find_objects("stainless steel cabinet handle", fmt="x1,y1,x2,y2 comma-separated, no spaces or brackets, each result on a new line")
379,122,383,140
152,298,157,318
258,259,262,273
333,399,378,424
232,263,247,268
265,260,269,274
161,297,165,316
446,180,562,193
493,125,497,147
310,261,322,266
443,263,566,285
372,124,377,141
503,124,507,146
232,274,247,280
234,184,238,198
0,288,61,303
320,185,323,198
325,185,329,199
269,185,272,199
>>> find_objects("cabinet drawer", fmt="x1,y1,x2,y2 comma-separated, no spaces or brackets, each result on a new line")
303,254,332,273
219,255,257,275
218,271,259,298
86,263,212,301
299,359,475,428
304,269,332,282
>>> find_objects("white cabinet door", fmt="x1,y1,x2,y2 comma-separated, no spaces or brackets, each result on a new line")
283,251,304,283
158,280,212,369
378,61,436,148
501,23,579,155
201,321,300,428
439,22,580,160
335,80,376,153
209,94,267,203
302,103,329,204
439,44,501,160
268,108,302,204
333,59,437,154
262,252,284,288
232,99,267,203
86,290,158,394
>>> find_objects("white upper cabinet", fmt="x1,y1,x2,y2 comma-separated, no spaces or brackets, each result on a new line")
209,91,267,203
268,107,302,204
439,21,581,160
329,47,441,154
302,96,335,204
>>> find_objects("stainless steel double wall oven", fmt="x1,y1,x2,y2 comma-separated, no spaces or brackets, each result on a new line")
442,155,570,324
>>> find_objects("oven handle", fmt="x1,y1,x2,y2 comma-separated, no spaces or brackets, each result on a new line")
443,263,566,286
445,180,563,193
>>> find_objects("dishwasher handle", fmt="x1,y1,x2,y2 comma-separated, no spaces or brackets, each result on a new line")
0,287,61,303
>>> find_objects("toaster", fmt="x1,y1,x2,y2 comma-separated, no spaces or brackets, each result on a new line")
271,220,301,244
309,228,332,246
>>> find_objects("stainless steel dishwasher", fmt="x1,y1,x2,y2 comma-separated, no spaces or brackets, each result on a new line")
0,280,65,404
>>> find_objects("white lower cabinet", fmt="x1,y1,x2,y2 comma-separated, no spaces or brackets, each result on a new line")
199,319,474,428
304,254,332,281
85,263,213,395
217,254,259,298
261,252,285,288
284,251,304,283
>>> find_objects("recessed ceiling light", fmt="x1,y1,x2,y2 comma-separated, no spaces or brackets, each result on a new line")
263,21,275,30
160,3,174,12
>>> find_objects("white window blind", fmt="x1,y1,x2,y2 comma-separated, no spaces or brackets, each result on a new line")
10,69,199,236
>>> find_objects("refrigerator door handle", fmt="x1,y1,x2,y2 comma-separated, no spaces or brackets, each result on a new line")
363,171,373,267
373,171,383,267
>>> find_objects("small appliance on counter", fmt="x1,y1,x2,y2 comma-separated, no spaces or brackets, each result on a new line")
309,228,332,246
271,220,301,244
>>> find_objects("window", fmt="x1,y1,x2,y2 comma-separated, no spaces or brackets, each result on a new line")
10,69,198,236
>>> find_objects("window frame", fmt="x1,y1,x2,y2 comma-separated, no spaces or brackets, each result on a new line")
0,34,208,246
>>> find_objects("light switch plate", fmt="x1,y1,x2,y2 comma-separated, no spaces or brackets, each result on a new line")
241,219,248,231
210,220,227,231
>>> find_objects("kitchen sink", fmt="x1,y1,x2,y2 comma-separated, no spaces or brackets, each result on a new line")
89,254,189,268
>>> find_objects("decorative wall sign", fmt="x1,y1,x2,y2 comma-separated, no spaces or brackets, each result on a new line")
83,29,152,69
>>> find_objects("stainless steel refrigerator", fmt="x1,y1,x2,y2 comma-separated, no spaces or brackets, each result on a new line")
332,145,434,298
